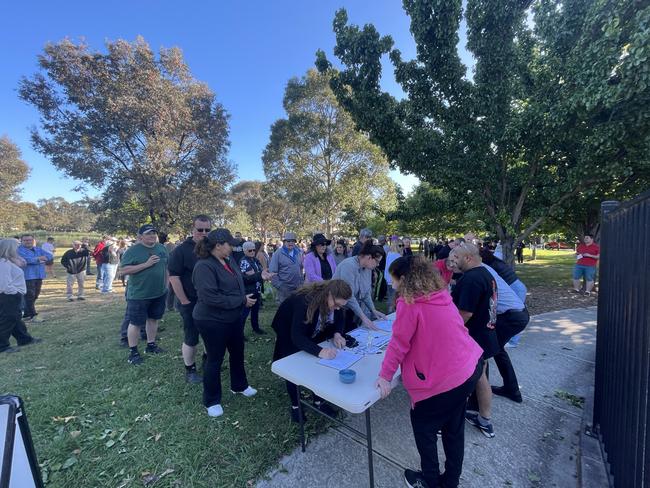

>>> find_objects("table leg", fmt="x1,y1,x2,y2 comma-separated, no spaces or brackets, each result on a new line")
366,409,375,488
296,384,306,452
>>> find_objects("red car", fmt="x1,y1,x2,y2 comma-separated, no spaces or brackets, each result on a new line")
545,241,573,250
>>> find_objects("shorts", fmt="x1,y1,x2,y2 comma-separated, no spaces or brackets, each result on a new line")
178,301,200,347
126,294,166,326
573,264,596,282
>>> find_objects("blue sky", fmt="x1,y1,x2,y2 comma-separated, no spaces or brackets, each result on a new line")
1,1,471,203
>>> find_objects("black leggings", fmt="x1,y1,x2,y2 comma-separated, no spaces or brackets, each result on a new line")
0,294,33,351
195,318,249,407
411,360,483,488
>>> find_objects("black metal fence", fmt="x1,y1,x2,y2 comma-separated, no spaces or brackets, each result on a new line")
593,191,650,488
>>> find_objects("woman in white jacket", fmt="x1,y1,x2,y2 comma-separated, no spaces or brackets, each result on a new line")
0,239,41,353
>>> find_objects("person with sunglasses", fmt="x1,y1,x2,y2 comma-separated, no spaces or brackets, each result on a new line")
119,224,169,365
168,215,212,383
240,241,274,335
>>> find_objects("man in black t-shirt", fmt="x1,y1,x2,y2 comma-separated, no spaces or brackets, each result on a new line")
168,215,212,384
450,243,498,439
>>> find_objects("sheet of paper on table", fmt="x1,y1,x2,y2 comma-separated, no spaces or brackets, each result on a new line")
374,320,394,332
317,349,363,370
346,329,391,355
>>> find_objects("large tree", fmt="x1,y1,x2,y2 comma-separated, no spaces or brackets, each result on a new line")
0,136,30,234
263,69,396,236
317,0,650,264
19,37,235,233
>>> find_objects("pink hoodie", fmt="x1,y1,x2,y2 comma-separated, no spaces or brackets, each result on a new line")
379,289,483,406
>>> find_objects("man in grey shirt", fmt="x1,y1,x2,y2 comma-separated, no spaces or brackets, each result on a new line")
268,232,303,304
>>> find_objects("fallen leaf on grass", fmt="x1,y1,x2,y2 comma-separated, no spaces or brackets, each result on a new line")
70,430,81,438
61,457,77,469
52,415,77,423
105,439,116,448
154,433,162,442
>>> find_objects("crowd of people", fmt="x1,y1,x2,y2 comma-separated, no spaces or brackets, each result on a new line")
0,223,600,488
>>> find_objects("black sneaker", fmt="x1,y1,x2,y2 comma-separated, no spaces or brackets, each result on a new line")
185,371,202,384
0,346,21,354
404,469,430,488
77,297,86,301
290,406,307,423
128,352,143,365
491,385,523,403
18,338,42,347
465,412,495,438
145,344,165,354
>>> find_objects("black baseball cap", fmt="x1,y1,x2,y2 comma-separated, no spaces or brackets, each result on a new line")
138,224,157,235
207,228,238,246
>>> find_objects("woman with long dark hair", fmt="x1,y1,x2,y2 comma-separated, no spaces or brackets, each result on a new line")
271,279,352,422
376,255,483,488
303,233,337,282
192,229,258,417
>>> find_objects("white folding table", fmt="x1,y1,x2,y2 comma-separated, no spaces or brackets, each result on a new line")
271,317,401,488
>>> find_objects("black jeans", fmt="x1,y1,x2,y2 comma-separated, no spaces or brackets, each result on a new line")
0,294,33,351
23,279,42,318
410,359,483,488
241,299,261,331
195,318,249,407
494,309,530,392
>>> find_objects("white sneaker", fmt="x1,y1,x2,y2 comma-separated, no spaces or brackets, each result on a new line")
232,386,257,397
206,404,224,417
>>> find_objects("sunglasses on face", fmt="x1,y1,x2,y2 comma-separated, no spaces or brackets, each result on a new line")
195,228,211,233
398,244,404,248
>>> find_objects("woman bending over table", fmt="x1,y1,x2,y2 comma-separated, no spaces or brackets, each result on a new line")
271,279,352,422
376,255,483,488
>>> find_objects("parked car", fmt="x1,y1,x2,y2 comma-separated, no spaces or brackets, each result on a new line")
544,241,573,250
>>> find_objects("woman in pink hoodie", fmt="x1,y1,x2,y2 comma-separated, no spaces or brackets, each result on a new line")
376,255,483,488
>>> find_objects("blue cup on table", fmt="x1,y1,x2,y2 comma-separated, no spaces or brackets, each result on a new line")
339,369,356,384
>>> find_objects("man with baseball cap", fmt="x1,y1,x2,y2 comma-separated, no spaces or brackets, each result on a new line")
119,224,169,365
268,231,303,304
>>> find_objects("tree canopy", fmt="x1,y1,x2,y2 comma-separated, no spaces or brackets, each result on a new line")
263,69,396,236
0,136,30,233
19,36,235,234
317,0,650,263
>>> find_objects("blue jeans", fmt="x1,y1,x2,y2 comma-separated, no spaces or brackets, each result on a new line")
101,263,117,292
508,280,527,346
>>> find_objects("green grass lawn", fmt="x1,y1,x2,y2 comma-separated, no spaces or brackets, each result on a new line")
0,258,329,488
515,248,579,288
0,249,579,487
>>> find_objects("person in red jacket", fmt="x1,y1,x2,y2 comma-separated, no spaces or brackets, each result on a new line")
92,236,107,290
572,234,600,296
376,255,483,488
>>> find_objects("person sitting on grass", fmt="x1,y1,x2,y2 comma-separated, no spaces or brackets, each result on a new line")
376,255,483,488
0,239,42,354
271,279,351,422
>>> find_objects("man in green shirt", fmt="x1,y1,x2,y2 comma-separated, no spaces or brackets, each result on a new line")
119,224,169,365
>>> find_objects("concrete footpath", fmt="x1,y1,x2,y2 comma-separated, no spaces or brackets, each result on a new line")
257,307,609,488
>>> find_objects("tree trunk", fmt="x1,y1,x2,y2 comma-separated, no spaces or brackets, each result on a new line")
500,235,516,268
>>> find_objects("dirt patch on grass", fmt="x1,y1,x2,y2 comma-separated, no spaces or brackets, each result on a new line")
526,285,597,315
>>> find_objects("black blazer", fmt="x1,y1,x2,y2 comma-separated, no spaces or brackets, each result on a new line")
271,293,345,360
